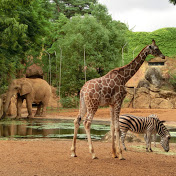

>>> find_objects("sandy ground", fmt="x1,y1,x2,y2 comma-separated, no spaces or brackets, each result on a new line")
1,108,176,176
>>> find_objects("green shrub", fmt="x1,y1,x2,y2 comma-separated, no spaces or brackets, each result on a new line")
60,96,79,108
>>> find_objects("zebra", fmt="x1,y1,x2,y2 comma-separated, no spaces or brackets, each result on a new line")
119,114,170,152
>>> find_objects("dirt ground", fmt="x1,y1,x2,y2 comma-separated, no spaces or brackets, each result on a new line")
1,108,176,176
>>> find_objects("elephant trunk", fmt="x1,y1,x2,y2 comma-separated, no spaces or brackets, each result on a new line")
1,93,12,119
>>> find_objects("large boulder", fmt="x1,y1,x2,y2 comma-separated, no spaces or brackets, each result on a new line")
26,64,43,79
145,67,163,88
123,86,176,109
151,98,174,109
137,79,150,88
123,88,134,108
133,87,150,109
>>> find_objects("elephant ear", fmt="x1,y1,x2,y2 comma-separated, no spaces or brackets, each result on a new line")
20,80,32,96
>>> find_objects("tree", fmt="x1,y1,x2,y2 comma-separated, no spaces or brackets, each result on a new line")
53,0,98,19
169,0,176,5
0,0,54,93
47,13,128,97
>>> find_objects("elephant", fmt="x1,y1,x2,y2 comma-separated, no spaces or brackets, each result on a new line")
1,78,51,119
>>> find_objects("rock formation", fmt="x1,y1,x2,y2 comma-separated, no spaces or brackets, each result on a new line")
26,64,44,79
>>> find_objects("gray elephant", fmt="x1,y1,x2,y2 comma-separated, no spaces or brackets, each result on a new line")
1,78,51,119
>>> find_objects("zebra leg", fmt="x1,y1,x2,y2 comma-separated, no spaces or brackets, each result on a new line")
153,133,156,147
145,133,149,152
121,131,127,151
148,133,153,152
145,132,152,152
144,133,147,143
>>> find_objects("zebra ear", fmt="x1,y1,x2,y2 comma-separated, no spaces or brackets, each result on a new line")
160,120,166,124
167,135,171,140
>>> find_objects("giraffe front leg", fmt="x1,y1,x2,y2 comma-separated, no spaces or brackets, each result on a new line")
115,121,124,160
111,122,117,158
114,103,125,160
83,118,97,159
110,105,117,158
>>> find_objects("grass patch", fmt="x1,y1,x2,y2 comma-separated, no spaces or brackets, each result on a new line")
130,143,176,156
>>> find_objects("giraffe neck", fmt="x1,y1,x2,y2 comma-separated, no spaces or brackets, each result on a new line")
108,46,149,84
125,45,148,81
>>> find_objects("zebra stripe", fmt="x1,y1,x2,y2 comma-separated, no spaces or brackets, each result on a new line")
119,114,170,152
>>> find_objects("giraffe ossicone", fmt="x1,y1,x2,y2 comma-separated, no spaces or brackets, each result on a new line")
71,40,165,160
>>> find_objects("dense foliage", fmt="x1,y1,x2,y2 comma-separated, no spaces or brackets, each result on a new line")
0,0,176,102
0,0,54,93
43,3,128,97
53,0,98,18
123,28,176,65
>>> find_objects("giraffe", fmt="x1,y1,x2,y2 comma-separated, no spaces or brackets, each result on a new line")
71,40,165,160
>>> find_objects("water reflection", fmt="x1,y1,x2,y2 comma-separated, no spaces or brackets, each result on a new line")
0,119,176,142
0,119,110,140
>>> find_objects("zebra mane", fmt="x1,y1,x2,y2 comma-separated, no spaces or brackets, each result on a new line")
147,114,169,137
156,119,170,137
148,114,159,119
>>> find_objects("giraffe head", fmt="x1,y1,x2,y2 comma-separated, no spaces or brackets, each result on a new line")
146,40,165,59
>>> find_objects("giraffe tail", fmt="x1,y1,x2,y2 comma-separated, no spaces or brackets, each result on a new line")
78,93,87,122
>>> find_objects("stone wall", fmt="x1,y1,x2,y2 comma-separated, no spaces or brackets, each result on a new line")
124,87,176,109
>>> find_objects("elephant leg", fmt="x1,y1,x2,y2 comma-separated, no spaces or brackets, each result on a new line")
41,102,47,117
16,97,23,119
26,95,33,118
35,103,42,117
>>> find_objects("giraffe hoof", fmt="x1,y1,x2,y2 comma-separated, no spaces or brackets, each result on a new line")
71,154,77,157
112,155,118,158
92,156,98,159
120,157,126,160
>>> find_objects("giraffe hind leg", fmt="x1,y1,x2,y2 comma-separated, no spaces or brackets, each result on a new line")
71,115,82,157
71,97,87,157
83,115,97,159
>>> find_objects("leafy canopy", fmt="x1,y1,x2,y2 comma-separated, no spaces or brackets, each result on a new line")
0,0,54,93
53,0,98,18
46,4,128,96
123,28,176,65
